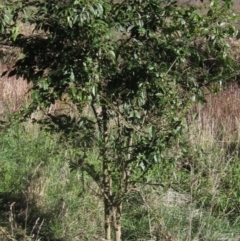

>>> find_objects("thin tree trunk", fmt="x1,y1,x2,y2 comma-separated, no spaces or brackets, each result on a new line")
102,103,112,241
104,193,111,241
103,165,112,241
113,202,122,241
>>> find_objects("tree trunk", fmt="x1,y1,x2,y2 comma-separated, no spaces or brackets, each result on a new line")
102,103,112,241
113,202,122,241
103,159,112,241
104,194,111,241
104,196,123,241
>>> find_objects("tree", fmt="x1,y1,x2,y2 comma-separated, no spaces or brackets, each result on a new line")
0,0,238,240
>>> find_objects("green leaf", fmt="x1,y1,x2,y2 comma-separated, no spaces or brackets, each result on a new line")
11,25,19,41
148,126,153,138
108,50,116,61
71,87,77,97
31,90,40,102
70,70,75,82
67,16,72,28
92,86,96,96
96,3,103,15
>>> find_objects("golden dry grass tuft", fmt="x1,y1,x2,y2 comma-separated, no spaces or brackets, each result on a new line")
0,65,31,117
189,82,240,150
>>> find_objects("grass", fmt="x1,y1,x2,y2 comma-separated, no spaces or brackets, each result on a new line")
0,123,105,241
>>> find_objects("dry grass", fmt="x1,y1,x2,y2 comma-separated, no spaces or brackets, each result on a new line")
189,82,240,148
0,65,31,117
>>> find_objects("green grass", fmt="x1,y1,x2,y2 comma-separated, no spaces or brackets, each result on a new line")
0,122,104,241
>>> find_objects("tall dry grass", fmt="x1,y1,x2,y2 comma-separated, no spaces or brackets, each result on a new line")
0,65,31,117
190,82,240,150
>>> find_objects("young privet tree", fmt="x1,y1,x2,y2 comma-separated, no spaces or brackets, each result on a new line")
0,0,238,240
